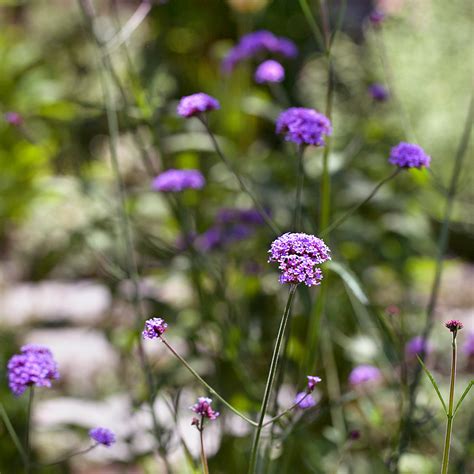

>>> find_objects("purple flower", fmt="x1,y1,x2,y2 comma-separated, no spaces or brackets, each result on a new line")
294,392,316,409
463,332,474,357
348,365,382,386
369,9,385,26
276,107,332,147
4,111,23,126
405,336,431,357
368,83,389,102
142,318,168,339
89,427,116,447
216,208,265,226
7,345,59,397
254,60,285,84
389,142,431,169
222,30,297,73
445,319,463,333
307,375,322,392
349,429,361,440
190,397,220,420
177,93,220,118
152,169,205,192
268,232,331,287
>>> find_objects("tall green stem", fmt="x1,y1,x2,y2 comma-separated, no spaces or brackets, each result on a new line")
294,145,305,230
0,402,28,466
199,421,210,474
248,285,297,473
441,333,457,474
25,387,34,473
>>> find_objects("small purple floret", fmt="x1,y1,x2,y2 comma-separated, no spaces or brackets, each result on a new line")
190,397,220,420
4,111,23,126
294,392,316,409
368,83,389,102
276,107,332,147
307,375,322,392
445,319,463,333
152,169,205,192
254,60,285,84
142,318,168,339
269,233,331,287
348,365,382,386
369,10,385,26
177,93,220,118
89,427,116,447
389,142,431,169
7,344,59,397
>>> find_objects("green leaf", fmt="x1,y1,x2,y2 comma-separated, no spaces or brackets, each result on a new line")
328,261,369,305
416,355,447,414
453,380,473,417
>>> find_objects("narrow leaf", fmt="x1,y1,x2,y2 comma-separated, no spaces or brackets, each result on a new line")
416,355,447,414
453,380,473,417
0,402,28,464
328,261,369,305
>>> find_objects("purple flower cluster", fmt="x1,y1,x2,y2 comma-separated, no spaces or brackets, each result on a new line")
222,30,297,73
190,397,220,420
89,427,116,447
254,60,285,84
445,319,463,333
177,93,220,118
294,392,316,409
405,336,431,357
276,107,332,147
348,365,382,386
142,317,168,339
268,233,331,287
389,142,431,169
368,83,389,102
152,169,205,192
307,375,322,392
7,345,59,396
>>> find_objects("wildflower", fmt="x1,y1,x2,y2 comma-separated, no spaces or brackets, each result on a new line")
190,397,220,420
348,429,361,440
389,142,431,169
142,318,168,339
177,93,220,118
385,304,400,316
294,392,316,409
268,232,331,287
368,83,389,102
89,427,116,447
369,9,385,27
152,169,205,192
4,111,23,126
254,60,285,84
7,345,59,397
445,319,463,333
405,336,431,357
215,208,265,226
276,107,332,147
307,375,322,392
463,332,474,357
348,365,382,386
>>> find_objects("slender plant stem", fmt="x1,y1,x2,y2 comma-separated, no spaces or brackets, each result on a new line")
320,168,401,236
25,387,34,473
160,337,257,426
248,284,298,474
262,393,310,428
441,332,458,474
0,402,28,466
294,145,305,230
298,0,325,50
40,444,97,466
199,117,280,235
199,420,210,474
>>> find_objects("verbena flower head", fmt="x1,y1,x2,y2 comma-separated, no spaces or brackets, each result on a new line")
445,319,463,333
348,365,382,386
369,9,385,26
89,427,116,447
4,111,23,126
152,169,205,192
7,344,59,396
307,375,322,392
254,60,285,83
142,318,168,339
294,392,316,409
222,30,297,73
389,142,431,169
405,336,431,357
368,83,389,102
276,108,332,147
463,332,474,357
190,397,220,420
268,232,331,287
177,93,220,118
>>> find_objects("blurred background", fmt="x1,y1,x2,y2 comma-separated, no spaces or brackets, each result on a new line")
0,0,473,472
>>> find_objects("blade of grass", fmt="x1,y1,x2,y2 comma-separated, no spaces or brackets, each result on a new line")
416,355,447,414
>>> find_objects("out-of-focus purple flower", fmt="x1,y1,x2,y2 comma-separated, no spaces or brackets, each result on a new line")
369,9,385,27
386,304,400,316
276,107,332,147
389,142,431,169
222,30,297,73
268,232,331,287
349,429,361,440
368,83,389,102
254,60,285,83
190,397,220,420
89,427,116,447
4,111,23,126
348,365,382,386
216,208,265,226
7,345,59,397
294,391,316,409
445,319,463,333
152,169,205,192
307,375,322,392
405,336,431,357
142,317,168,339
463,332,474,357
177,93,220,118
